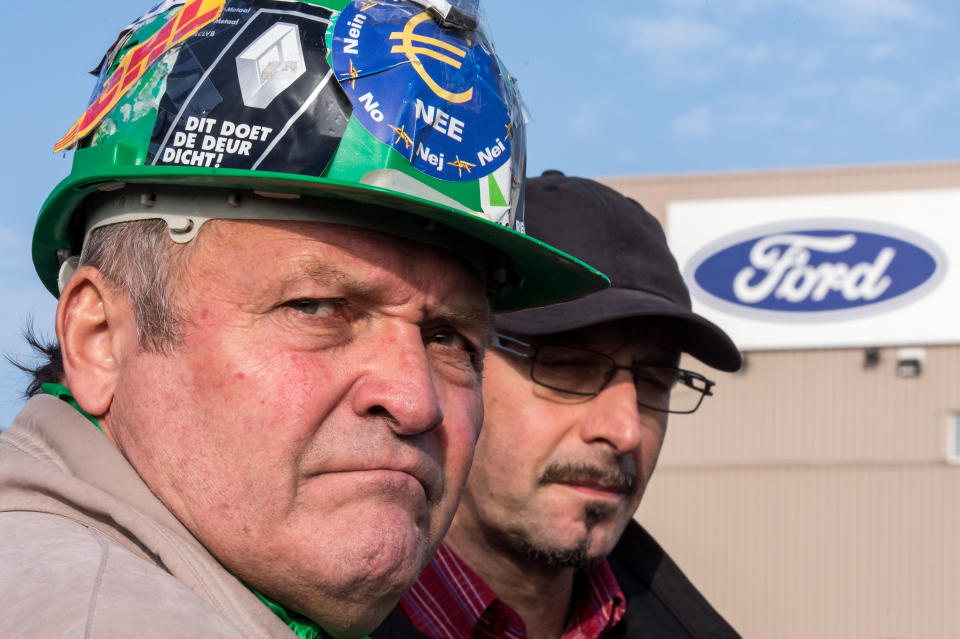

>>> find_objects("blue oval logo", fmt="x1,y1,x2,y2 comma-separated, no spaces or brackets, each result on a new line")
689,224,945,315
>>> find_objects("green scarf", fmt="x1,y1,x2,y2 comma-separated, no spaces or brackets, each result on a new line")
253,590,331,639
41,383,102,431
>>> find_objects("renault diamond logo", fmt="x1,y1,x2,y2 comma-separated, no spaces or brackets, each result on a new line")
236,23,307,109
388,12,473,104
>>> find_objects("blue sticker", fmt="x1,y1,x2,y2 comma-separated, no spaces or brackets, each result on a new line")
331,1,513,182
689,225,944,315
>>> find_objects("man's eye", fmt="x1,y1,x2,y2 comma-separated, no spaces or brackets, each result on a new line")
425,329,470,350
284,298,342,316
635,369,677,392
425,328,483,370
538,355,599,372
539,357,590,368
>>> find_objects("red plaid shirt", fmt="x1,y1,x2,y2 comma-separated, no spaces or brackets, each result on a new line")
398,543,625,639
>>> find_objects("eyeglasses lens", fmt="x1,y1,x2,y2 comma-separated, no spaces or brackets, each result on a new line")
531,345,708,414
531,345,611,395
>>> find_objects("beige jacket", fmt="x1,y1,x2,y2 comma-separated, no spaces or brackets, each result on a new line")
0,394,296,638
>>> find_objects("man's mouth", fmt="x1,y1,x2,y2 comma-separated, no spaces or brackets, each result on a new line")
307,456,443,505
364,464,442,504
557,479,632,496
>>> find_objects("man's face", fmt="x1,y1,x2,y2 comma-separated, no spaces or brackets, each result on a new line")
101,220,491,635
449,320,671,569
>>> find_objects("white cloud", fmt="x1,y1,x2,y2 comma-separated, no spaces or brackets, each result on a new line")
671,105,712,138
621,16,725,57
562,99,606,141
715,0,922,22
715,84,829,134
768,0,928,34
721,92,793,129
732,42,771,66
610,15,729,81
796,50,826,74
658,0,713,11
802,2,921,35
867,43,899,61
656,0,931,34
726,106,790,129
898,73,960,127
784,82,841,101
845,75,904,111
820,0,919,22
614,10,850,82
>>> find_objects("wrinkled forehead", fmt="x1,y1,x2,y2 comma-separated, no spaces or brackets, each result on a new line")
194,218,493,325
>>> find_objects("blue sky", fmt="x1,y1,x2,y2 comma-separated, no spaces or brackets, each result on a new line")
490,0,960,175
0,0,957,426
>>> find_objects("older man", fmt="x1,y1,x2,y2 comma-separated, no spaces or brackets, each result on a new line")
375,172,742,638
0,4,605,638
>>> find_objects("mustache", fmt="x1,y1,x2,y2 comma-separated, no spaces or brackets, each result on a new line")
537,462,638,495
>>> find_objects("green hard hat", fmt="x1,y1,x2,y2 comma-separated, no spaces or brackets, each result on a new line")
34,0,607,311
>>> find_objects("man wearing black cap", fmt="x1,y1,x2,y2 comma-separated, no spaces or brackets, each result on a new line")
373,172,741,639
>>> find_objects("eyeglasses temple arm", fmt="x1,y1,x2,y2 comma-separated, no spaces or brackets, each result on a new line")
490,333,535,359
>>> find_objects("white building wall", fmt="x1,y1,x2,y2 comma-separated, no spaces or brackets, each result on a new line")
597,163,960,638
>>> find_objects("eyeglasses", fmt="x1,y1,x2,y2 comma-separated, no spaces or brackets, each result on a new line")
491,333,716,414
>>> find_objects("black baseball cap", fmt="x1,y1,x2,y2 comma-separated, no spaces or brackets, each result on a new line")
495,171,742,372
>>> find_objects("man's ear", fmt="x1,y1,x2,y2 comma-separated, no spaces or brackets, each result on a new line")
56,266,134,417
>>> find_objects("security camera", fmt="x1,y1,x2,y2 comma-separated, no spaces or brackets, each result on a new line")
895,347,925,378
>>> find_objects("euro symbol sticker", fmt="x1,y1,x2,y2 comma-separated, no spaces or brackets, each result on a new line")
388,12,474,104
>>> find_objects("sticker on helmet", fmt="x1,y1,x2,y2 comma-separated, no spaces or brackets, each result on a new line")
331,1,514,182
148,0,350,175
54,0,225,153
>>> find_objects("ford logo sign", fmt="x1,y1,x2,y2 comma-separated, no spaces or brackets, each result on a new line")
686,221,947,318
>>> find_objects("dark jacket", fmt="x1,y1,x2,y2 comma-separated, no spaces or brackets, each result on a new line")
604,520,739,638
372,520,739,638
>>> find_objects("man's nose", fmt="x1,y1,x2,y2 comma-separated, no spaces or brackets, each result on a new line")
578,369,646,454
351,322,444,436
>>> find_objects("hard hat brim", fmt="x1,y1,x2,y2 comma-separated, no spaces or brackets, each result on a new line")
33,152,609,312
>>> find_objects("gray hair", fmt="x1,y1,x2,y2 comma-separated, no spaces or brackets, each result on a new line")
79,219,191,353
15,219,191,395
